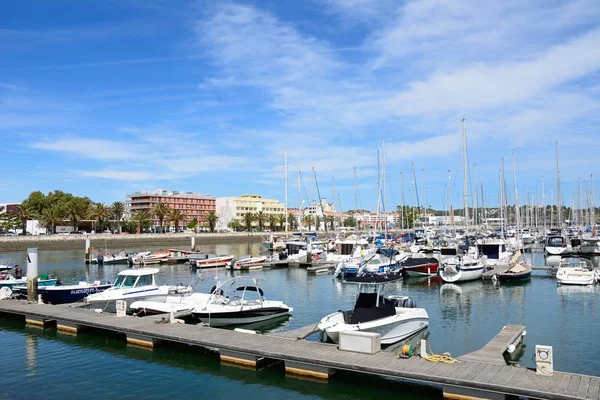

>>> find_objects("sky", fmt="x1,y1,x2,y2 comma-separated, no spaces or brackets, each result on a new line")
1,0,600,212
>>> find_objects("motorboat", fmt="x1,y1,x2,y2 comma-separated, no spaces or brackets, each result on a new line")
439,255,485,283
402,256,439,277
475,238,511,267
261,234,285,251
556,258,596,286
188,254,235,269
316,282,428,345
130,286,208,317
0,273,58,289
85,268,174,313
226,255,268,270
579,237,600,256
13,281,112,304
545,235,571,256
91,250,130,265
191,277,293,327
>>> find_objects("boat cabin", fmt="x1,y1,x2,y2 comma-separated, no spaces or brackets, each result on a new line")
476,242,507,260
285,241,307,255
547,236,567,247
111,268,158,289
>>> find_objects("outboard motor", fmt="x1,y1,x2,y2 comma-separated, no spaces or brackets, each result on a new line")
402,297,417,308
189,259,198,270
96,254,104,265
278,250,288,260
333,262,345,278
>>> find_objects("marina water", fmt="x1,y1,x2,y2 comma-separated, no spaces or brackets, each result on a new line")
1,242,598,399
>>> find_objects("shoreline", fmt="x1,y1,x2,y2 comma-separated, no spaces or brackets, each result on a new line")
0,232,264,252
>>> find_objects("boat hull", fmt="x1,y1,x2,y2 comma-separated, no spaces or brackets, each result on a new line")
545,246,570,255
193,307,291,327
323,310,429,345
23,284,112,304
402,262,439,277
440,265,484,283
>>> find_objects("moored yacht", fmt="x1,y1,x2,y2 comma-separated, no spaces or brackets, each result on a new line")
85,268,174,313
476,237,511,267
545,235,571,255
191,277,293,326
316,282,428,344
439,255,485,283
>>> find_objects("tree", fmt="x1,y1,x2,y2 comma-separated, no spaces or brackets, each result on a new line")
168,208,184,233
228,220,242,232
65,198,90,231
14,204,35,235
112,201,124,233
343,216,356,227
153,201,169,233
187,217,198,231
206,211,219,233
268,214,277,231
243,212,255,231
39,206,62,234
303,215,313,231
287,214,297,231
277,214,286,231
315,216,321,231
92,202,110,232
327,215,335,230
132,209,151,233
255,211,266,231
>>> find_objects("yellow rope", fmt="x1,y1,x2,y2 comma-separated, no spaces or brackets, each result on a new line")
423,344,459,364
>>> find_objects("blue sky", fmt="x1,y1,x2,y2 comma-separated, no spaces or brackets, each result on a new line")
2,0,600,212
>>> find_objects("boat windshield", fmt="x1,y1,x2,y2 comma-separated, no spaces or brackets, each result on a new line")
548,237,564,247
113,275,137,288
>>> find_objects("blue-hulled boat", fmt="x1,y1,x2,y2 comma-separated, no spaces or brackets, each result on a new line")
0,273,58,289
13,281,111,304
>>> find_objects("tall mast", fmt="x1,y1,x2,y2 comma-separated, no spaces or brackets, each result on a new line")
499,168,504,235
400,172,405,230
448,170,453,230
422,168,427,226
376,149,381,232
284,147,288,234
382,139,387,236
411,163,420,228
474,162,479,227
542,175,546,231
591,174,595,229
297,169,302,231
512,150,520,236
312,167,326,233
462,118,469,235
353,167,359,231
556,142,562,229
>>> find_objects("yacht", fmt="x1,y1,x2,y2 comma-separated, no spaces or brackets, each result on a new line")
191,277,293,326
476,238,511,267
439,255,485,283
556,258,596,286
85,268,174,313
545,235,571,256
316,282,428,345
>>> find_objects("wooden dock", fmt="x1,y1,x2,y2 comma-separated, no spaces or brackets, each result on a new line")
460,325,526,364
0,300,598,399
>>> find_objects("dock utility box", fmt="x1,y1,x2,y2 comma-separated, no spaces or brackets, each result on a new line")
339,331,381,354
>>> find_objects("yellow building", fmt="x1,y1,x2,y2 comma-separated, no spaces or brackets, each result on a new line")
216,195,285,230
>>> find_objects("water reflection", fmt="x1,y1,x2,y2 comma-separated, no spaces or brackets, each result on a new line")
25,334,37,376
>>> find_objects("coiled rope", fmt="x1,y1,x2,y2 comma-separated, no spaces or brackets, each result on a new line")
423,344,458,364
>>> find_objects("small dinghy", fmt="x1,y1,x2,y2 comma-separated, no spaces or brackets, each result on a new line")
494,251,532,281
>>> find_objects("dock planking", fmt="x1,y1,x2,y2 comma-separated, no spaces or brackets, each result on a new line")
0,300,597,400
459,324,526,365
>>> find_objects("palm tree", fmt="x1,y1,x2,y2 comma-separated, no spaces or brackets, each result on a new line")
243,212,255,231
168,208,184,233
277,214,286,231
287,214,297,231
206,211,219,233
65,199,89,231
255,211,266,231
112,201,124,233
132,209,151,233
92,202,110,232
268,214,277,231
14,204,35,235
153,201,170,233
39,206,62,234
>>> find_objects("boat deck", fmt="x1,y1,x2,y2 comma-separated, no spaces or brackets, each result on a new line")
0,300,598,399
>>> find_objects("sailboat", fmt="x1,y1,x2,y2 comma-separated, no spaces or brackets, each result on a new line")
440,119,485,283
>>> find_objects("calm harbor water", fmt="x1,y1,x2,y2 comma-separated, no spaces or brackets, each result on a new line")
1,242,599,399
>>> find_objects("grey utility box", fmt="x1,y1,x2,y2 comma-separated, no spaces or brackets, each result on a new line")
339,331,381,354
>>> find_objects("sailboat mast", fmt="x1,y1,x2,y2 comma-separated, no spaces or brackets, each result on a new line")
591,174,595,229
474,162,479,227
312,167,326,234
556,142,562,229
512,151,520,236
297,169,302,231
411,163,420,228
542,175,546,231
284,148,288,234
353,167,359,231
400,172,405,230
462,119,469,235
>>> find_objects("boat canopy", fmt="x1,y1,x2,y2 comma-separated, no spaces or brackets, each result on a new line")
376,248,400,257
235,286,264,296
117,268,159,276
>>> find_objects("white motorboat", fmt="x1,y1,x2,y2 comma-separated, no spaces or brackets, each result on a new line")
191,277,293,327
545,235,571,255
316,282,428,345
556,259,596,286
85,268,174,313
226,255,269,270
579,237,600,256
189,254,235,269
130,288,208,316
439,255,485,283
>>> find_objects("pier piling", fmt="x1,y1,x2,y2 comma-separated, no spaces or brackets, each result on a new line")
26,248,38,302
